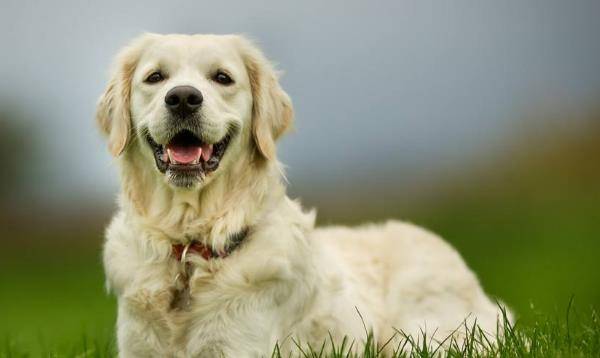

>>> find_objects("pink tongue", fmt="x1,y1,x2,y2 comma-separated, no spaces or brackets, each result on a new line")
167,145,202,164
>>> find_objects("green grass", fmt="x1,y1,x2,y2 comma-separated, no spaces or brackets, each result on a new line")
2,304,599,357
277,304,600,357
1,190,599,356
0,233,598,357
0,234,116,357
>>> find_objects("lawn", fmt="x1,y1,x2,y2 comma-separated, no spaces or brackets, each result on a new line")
0,234,115,357
2,301,600,357
1,190,599,356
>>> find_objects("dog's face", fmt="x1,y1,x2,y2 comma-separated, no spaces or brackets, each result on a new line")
97,34,293,189
132,36,252,188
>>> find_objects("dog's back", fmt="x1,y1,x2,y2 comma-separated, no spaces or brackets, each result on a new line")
313,221,510,346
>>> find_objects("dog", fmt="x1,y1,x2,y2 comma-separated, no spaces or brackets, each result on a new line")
97,33,509,357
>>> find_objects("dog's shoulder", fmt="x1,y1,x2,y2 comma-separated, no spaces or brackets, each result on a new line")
103,210,172,294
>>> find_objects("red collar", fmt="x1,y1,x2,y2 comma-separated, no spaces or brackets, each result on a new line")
171,228,249,262
172,241,216,261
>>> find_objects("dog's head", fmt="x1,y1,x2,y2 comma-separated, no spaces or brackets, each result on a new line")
97,34,293,189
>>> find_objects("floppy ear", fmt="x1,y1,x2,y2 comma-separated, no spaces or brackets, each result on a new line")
96,34,154,156
235,36,294,161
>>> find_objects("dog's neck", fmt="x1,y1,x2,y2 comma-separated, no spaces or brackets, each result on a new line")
117,147,286,251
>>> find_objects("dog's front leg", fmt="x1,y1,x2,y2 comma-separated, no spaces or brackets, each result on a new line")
103,223,180,357
114,270,182,357
182,257,308,357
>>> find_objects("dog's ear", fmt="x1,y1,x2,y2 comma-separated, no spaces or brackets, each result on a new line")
96,34,154,156
234,36,294,161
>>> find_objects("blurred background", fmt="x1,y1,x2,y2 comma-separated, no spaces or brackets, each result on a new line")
1,0,599,353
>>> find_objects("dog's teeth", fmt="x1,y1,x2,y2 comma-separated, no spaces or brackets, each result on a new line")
167,149,178,164
161,151,169,163
201,144,214,162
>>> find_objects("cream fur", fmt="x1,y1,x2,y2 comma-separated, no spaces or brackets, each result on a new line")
98,33,510,357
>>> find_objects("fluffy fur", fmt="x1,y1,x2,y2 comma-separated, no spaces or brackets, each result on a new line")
98,33,509,357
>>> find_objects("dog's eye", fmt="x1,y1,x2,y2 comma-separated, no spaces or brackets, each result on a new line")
213,71,234,85
145,71,164,84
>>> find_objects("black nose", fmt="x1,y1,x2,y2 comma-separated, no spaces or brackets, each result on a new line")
164,86,203,117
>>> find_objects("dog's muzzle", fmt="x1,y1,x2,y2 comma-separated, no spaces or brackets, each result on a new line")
142,86,235,187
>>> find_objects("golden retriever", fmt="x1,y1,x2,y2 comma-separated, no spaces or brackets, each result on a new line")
97,33,509,357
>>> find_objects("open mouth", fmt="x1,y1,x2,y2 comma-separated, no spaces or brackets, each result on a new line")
146,130,231,179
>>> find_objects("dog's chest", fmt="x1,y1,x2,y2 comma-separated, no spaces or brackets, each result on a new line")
168,257,221,311
153,260,284,356
125,260,232,353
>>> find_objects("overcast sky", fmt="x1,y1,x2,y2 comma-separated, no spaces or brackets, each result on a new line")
1,0,599,205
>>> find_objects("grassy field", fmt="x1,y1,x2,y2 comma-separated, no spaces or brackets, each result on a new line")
1,195,599,357
2,301,599,357
2,193,599,356
0,232,115,357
